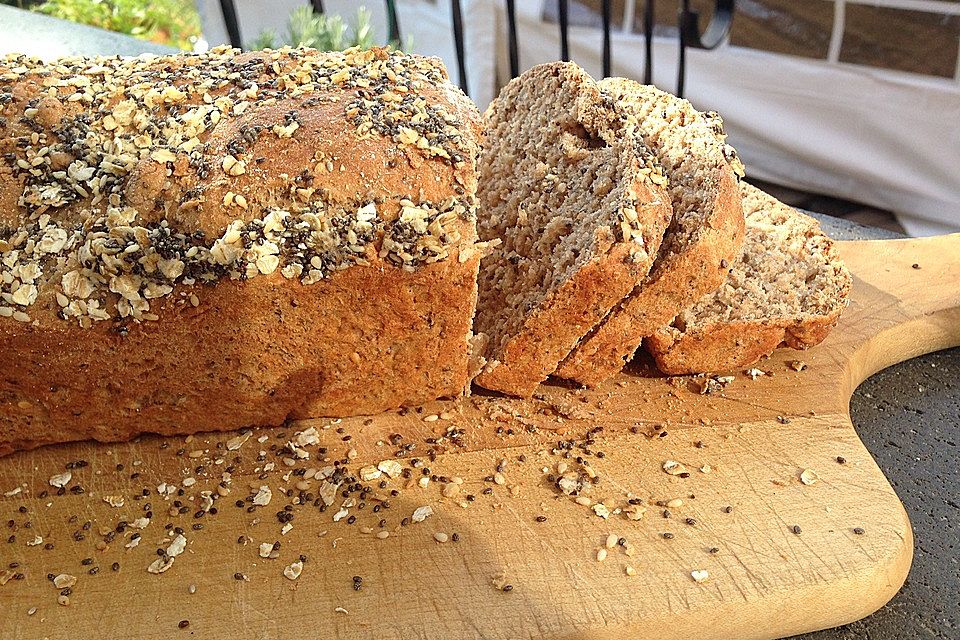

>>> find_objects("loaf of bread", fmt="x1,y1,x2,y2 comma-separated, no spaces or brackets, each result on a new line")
0,46,483,454
646,183,852,374
555,78,745,386
472,63,672,397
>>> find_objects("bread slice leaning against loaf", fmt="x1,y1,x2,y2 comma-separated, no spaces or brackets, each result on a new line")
555,79,745,386
645,183,852,374
0,47,483,455
472,62,673,397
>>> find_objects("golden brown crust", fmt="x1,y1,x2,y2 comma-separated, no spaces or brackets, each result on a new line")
644,306,845,375
556,160,744,386
0,47,483,454
0,253,480,455
644,186,852,376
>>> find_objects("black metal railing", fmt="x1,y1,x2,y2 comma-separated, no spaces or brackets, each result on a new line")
448,0,735,98
218,0,734,99
218,0,400,50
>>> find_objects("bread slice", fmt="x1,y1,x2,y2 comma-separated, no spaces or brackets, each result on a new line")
645,183,852,374
472,63,673,397
555,79,745,386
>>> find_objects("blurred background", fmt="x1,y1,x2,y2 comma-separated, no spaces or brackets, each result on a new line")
1,0,959,236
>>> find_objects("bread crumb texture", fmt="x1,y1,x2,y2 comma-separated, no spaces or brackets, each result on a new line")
0,46,480,327
472,62,672,396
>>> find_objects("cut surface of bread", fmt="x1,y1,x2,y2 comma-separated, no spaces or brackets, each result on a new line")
645,183,852,374
472,63,672,397
556,79,745,386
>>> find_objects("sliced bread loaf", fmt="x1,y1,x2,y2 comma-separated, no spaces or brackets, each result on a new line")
645,183,852,374
555,79,745,386
473,63,673,397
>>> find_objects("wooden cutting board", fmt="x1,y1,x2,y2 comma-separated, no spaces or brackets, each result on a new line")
1,234,958,640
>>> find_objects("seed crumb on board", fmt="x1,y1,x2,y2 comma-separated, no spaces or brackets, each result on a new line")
662,460,687,476
283,561,303,581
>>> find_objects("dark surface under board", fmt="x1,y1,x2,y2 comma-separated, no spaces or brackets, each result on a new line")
790,216,959,640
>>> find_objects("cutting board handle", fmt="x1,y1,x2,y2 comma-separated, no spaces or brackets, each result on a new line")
838,233,960,389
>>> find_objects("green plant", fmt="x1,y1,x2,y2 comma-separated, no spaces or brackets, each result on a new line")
32,0,201,50
250,5,403,52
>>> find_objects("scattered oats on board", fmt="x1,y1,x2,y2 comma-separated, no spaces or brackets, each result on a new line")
253,485,273,506
167,534,188,557
442,483,460,498
411,505,434,523
433,532,449,543
359,465,382,482
283,561,303,581
800,469,820,485
48,471,71,488
147,556,175,575
226,431,252,451
662,460,686,476
377,459,403,478
691,570,710,583
605,534,619,549
259,543,277,559
596,548,608,562
592,504,611,519
294,426,320,447
624,504,646,520
52,574,77,589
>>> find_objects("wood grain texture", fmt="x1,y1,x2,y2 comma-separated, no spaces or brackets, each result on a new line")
0,234,957,640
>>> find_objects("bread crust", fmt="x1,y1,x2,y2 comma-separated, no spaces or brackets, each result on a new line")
645,186,852,375
0,253,480,455
555,79,745,386
644,306,845,375
0,47,483,454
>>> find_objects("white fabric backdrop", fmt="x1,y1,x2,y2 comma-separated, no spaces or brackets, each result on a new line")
198,0,960,235
493,1,960,236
